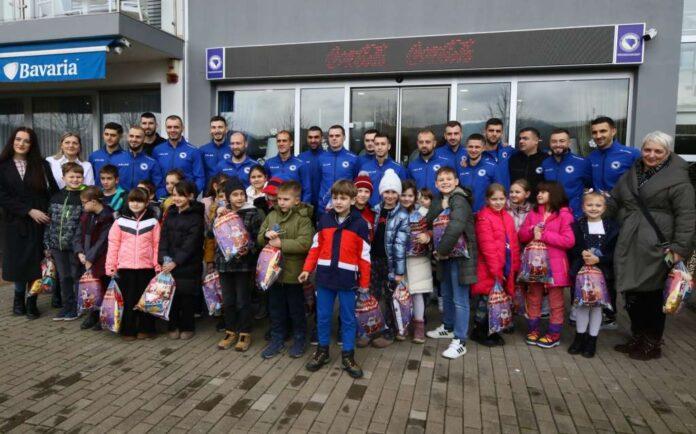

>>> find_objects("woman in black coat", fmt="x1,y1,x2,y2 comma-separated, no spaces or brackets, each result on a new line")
0,127,58,318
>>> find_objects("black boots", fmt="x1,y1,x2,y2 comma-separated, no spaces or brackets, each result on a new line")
614,334,642,354
26,296,40,320
582,336,597,358
341,351,363,379
13,293,26,315
629,335,662,361
306,346,331,372
567,332,586,355
81,311,100,330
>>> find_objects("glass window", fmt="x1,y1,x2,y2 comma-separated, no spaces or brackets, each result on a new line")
678,43,696,156
100,90,161,146
685,0,696,36
0,98,24,149
300,88,344,152
219,89,294,162
350,88,398,157
457,83,510,141
32,95,94,159
516,79,630,157
400,87,449,164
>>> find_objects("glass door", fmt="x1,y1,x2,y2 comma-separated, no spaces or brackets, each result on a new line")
350,88,398,158
400,87,449,164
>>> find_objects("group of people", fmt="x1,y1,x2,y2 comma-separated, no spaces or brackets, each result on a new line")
0,111,693,380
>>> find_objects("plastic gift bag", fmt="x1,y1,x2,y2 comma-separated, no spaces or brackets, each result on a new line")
256,245,283,291
136,272,176,320
77,271,104,315
392,282,413,336
202,271,223,317
213,211,251,261
406,213,430,256
517,241,553,284
513,283,526,316
302,278,316,315
663,261,694,315
28,257,57,298
355,291,386,336
432,208,469,258
573,265,611,309
488,280,513,334
100,278,124,333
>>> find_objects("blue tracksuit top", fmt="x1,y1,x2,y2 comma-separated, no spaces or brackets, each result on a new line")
457,157,500,212
152,138,206,195
264,155,312,204
434,144,465,170
215,156,258,189
317,147,359,213
200,140,232,188
360,157,407,206
298,147,325,208
111,150,164,196
587,140,640,192
89,146,124,187
542,152,592,219
406,154,452,197
482,142,516,189
357,153,375,171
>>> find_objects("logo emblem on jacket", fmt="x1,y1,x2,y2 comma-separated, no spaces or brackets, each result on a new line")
502,152,508,158
342,161,349,168
535,167,543,174
223,154,231,160
477,169,486,177
565,166,574,174
289,164,297,171
433,164,441,171
610,161,621,170
179,152,187,159
244,167,251,174
140,163,148,170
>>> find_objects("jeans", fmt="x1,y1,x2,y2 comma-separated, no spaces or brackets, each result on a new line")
14,281,29,296
51,249,79,315
118,269,156,337
219,271,252,333
439,259,470,341
268,282,306,342
316,286,357,351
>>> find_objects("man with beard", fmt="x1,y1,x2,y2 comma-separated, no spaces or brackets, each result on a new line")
457,134,500,212
316,125,359,214
587,116,640,193
89,122,125,187
111,126,164,193
298,126,325,210
407,129,452,196
508,127,547,192
541,129,592,219
360,134,406,206
482,118,516,188
264,130,312,203
152,115,206,196
140,112,167,155
434,120,465,170
200,116,232,187
357,128,379,170
215,132,258,188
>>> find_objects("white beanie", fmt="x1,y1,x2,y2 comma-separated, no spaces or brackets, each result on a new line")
379,168,402,195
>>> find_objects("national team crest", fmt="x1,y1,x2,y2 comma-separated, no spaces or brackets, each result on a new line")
610,161,621,170
140,163,148,170
433,164,441,171
179,152,187,159
342,161,349,168
565,166,574,174
535,167,543,174
244,167,251,174
289,165,297,171
477,169,486,177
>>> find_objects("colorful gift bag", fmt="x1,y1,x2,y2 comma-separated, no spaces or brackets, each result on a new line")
100,278,124,333
488,280,513,334
517,241,553,284
391,282,413,336
573,265,611,309
135,272,176,320
663,261,694,315
355,291,386,336
77,272,104,315
28,257,57,298
406,213,430,257
202,271,223,317
256,245,283,291
213,211,251,261
432,208,469,258
513,283,526,316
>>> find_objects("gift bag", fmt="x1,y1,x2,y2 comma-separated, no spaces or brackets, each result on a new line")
517,241,553,284
100,278,124,333
213,211,251,261
406,213,430,256
488,280,513,334
391,282,413,336
202,271,223,317
135,272,176,320
573,265,611,309
256,245,283,291
432,208,469,258
77,271,104,315
355,291,386,336
28,257,57,298
663,261,694,315
513,283,526,316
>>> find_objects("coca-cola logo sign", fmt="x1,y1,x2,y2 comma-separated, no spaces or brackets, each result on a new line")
325,43,388,70
406,38,475,66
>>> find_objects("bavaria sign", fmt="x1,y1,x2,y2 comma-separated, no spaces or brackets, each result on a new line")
0,48,107,83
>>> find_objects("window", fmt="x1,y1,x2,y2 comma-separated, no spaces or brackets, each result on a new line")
350,88,398,157
400,87,449,164
100,90,161,146
677,43,696,157
32,96,93,159
457,83,510,141
300,88,344,152
0,98,24,149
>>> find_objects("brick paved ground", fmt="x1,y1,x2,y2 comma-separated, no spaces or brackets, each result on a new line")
1,286,696,433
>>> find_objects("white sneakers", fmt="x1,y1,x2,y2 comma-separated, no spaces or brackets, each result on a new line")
442,339,467,359
426,324,454,339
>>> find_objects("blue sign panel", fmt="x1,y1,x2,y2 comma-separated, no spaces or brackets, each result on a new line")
614,23,644,64
206,47,224,80
0,51,106,83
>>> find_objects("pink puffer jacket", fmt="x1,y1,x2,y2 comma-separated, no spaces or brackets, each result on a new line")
105,210,161,274
518,205,575,287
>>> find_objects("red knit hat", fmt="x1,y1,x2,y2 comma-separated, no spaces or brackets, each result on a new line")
263,176,284,196
354,171,373,194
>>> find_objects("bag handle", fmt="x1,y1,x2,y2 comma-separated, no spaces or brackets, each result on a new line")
630,190,669,248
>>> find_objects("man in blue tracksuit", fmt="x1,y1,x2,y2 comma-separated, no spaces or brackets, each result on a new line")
215,132,258,189
360,134,407,206
200,115,232,189
317,125,359,213
89,122,125,187
434,120,465,170
152,115,206,197
356,129,379,171
541,128,592,219
111,126,164,194
482,118,516,189
264,130,312,203
298,126,325,210
587,116,640,192
457,134,500,212
407,129,452,196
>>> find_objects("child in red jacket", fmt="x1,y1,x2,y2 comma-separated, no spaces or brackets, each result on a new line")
471,184,520,346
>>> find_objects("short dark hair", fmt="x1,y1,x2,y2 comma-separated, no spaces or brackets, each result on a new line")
210,115,227,125
519,127,541,138
466,133,485,144
249,164,268,180
401,179,417,196
307,126,323,135
165,115,183,125
419,187,434,201
535,181,569,213
485,118,504,128
590,116,616,128
445,120,462,131
278,180,302,198
550,128,571,138
127,187,149,204
331,179,357,198
80,186,104,202
436,166,458,179
373,133,390,143
140,112,157,121
363,128,379,138
276,130,293,140
99,164,119,178
417,129,436,140
165,168,185,181
328,124,345,136
172,180,196,198
204,173,230,198
104,122,123,135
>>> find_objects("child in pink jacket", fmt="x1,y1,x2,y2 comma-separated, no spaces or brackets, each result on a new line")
518,181,574,348
105,187,161,341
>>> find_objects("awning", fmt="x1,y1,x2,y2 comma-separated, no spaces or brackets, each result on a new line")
0,38,119,83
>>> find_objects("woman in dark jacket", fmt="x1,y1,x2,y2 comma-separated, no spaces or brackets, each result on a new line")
0,127,58,318
159,181,205,340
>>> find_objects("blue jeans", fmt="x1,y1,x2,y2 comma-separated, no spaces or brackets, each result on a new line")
14,281,28,296
316,286,356,351
440,259,470,341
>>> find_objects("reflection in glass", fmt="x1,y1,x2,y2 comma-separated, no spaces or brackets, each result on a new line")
401,87,449,165
677,43,696,155
0,98,24,150
300,88,344,152
219,90,294,162
516,79,629,157
33,96,93,159
350,88,397,158
101,90,161,147
457,83,510,141
685,0,696,36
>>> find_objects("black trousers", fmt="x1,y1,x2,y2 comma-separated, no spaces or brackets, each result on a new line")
118,269,156,337
219,271,252,333
169,278,197,332
268,282,306,342
625,289,666,339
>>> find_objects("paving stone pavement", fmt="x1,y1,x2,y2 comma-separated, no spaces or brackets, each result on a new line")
1,286,696,433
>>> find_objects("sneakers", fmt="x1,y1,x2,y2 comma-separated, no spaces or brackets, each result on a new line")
536,333,561,348
306,346,331,372
426,324,454,339
63,312,79,321
235,333,251,352
442,339,467,359
412,320,425,344
288,339,306,358
525,330,541,345
341,351,363,378
261,340,285,359
52,312,67,321
218,331,239,350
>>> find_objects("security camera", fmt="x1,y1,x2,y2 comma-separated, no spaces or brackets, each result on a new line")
643,28,657,41
395,75,404,84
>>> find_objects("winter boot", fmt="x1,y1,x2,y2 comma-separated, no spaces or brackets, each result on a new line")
13,292,26,315
341,350,363,378
26,296,40,320
582,335,597,358
306,346,330,372
412,320,425,344
567,332,586,355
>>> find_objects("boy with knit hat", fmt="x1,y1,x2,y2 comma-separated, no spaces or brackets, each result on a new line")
354,171,375,241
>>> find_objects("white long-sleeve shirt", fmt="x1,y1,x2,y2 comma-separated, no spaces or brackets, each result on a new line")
46,155,95,188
